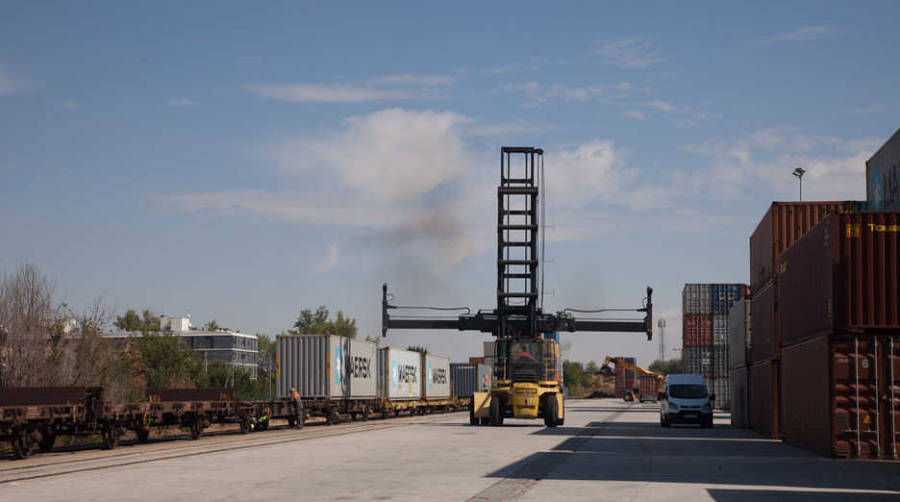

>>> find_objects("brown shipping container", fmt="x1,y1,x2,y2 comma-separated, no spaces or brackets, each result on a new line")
750,201,861,291
730,365,749,429
749,360,780,438
782,333,899,459
750,282,777,363
779,212,900,347
683,313,713,347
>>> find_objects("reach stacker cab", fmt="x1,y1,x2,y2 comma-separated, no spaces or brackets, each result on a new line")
471,338,564,426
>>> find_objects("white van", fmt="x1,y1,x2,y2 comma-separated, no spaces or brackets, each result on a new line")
659,374,714,428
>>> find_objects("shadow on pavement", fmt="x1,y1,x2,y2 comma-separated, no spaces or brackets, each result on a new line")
486,419,900,492
707,489,898,501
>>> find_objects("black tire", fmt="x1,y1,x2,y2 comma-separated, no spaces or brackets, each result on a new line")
469,403,478,425
136,428,150,444
479,417,489,426
102,428,119,450
239,417,252,434
362,406,369,422
489,397,503,426
543,395,559,428
190,421,202,440
38,433,56,452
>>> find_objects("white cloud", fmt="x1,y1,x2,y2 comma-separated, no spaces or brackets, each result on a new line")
317,244,339,272
644,100,676,113
246,84,422,103
681,128,879,200
168,97,196,106
757,25,841,46
594,38,662,68
0,67,34,96
849,104,888,116
246,73,454,103
370,74,453,86
545,140,640,208
621,110,646,120
467,122,541,136
502,81,639,105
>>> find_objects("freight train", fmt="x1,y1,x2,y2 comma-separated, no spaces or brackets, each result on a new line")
1,336,483,460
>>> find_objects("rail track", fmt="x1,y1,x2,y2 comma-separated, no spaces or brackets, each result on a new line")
0,412,465,484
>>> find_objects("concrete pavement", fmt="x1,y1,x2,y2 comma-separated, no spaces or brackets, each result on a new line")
1,399,898,501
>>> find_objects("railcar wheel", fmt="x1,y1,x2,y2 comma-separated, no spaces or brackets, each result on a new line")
190,421,202,440
39,432,56,452
361,406,369,422
102,428,119,450
136,428,150,443
12,434,32,459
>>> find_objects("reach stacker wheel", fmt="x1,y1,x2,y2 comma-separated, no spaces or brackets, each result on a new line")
543,395,559,428
489,397,503,426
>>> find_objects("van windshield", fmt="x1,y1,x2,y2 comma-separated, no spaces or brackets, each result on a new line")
669,384,707,399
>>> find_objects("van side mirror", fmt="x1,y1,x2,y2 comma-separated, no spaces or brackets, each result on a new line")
709,393,716,402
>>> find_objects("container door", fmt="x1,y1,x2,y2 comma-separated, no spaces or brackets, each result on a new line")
882,335,900,458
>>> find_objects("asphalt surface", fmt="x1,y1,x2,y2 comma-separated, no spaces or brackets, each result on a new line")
1,399,898,501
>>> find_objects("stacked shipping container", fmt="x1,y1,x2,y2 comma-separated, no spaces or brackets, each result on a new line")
778,212,900,458
682,283,747,409
614,357,636,399
747,201,862,439
728,299,750,429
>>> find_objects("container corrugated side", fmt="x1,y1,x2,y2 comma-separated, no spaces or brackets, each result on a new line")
683,314,713,347
682,284,700,314
749,360,780,439
638,376,657,401
682,347,728,377
782,333,899,459
277,334,377,399
713,314,728,347
728,299,750,369
750,201,862,291
706,377,730,410
379,347,422,400
450,363,477,397
779,212,900,347
423,354,451,400
730,365,749,428
750,282,777,363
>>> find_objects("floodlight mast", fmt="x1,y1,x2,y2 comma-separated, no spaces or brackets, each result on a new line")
381,146,653,341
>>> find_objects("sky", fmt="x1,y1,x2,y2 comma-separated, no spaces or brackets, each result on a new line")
2,1,899,368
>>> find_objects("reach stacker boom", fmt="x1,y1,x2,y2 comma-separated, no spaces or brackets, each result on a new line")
382,147,652,427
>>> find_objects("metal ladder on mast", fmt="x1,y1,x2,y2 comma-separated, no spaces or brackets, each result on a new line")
497,147,542,339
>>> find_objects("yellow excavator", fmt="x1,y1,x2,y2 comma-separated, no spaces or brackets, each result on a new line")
601,356,664,402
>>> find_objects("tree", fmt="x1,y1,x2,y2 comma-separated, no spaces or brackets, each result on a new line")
648,358,682,375
115,309,161,334
407,345,428,354
585,360,599,374
562,360,592,397
290,306,357,338
0,264,63,386
203,320,220,332
135,332,202,389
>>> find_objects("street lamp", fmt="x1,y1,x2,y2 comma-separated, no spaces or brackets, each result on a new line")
792,167,806,201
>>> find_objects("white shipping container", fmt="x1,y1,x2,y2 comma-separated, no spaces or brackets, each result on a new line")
423,354,451,399
728,299,751,369
276,334,378,399
713,314,728,347
378,347,422,400
682,284,700,315
699,284,712,314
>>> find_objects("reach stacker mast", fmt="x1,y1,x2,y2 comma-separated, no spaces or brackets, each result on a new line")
382,147,652,427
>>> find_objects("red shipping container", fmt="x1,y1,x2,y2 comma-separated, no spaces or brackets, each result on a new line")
779,212,900,348
468,357,485,365
749,359,780,439
750,201,861,291
638,375,658,402
750,282,777,363
782,334,899,459
683,314,713,347
614,360,636,399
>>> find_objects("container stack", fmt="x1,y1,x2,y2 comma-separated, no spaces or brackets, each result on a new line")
614,357,636,399
747,201,861,439
778,212,900,458
682,283,748,409
728,299,750,428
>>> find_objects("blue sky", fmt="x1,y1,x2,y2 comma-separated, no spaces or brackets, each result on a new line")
2,1,899,367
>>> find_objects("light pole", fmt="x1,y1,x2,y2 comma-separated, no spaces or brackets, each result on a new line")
792,167,806,201
657,319,666,363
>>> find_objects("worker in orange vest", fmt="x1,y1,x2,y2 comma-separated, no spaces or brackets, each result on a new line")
290,387,304,429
